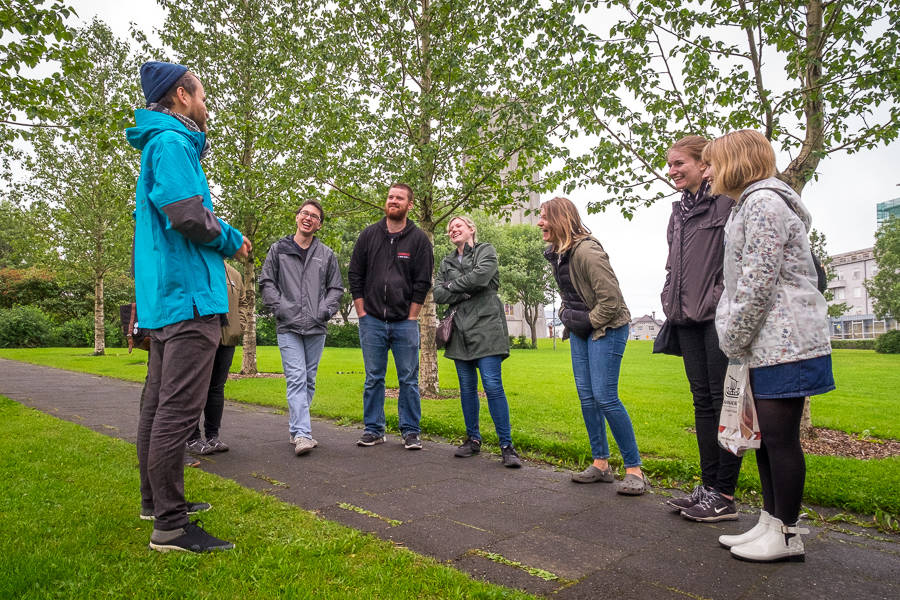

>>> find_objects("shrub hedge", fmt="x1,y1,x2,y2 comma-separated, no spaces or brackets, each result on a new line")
0,307,127,349
830,339,876,350
875,329,900,354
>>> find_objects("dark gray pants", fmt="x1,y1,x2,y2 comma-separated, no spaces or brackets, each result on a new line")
137,314,220,530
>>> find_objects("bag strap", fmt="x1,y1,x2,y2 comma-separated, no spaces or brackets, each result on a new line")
127,303,137,354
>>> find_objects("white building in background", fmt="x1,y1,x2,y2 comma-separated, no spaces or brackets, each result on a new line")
827,247,897,339
630,312,664,341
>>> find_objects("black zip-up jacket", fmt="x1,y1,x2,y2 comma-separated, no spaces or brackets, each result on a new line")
661,191,733,325
545,247,594,339
348,217,434,322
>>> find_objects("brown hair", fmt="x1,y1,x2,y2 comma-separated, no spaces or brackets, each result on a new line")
157,72,199,110
541,197,591,254
701,130,777,196
668,135,708,164
447,215,477,243
297,199,325,223
388,182,414,203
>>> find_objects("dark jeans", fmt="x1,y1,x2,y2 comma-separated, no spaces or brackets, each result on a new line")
137,315,220,530
358,315,421,436
188,344,236,441
676,321,743,495
454,354,512,447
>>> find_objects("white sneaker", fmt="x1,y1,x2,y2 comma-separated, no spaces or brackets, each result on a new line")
730,515,809,563
294,436,318,456
719,510,771,549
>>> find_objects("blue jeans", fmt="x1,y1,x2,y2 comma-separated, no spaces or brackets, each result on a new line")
277,332,327,439
358,315,421,436
455,355,512,447
569,323,642,468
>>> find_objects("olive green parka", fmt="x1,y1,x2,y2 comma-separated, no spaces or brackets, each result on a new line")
432,242,509,361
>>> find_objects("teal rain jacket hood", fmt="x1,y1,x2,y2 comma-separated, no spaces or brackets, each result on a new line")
127,109,243,329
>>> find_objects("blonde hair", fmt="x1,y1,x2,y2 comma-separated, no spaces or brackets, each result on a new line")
447,215,477,243
541,197,591,254
668,135,709,164
701,130,776,196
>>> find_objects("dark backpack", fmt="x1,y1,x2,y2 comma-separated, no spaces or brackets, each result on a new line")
750,187,828,295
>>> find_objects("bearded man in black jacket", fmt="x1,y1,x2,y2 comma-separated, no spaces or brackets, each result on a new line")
348,183,434,450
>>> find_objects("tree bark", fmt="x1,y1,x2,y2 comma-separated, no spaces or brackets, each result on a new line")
93,272,105,356
799,396,817,440
526,302,539,348
240,255,259,375
779,0,824,195
418,218,440,397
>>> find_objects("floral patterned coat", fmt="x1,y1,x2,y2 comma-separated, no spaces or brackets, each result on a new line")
715,178,831,367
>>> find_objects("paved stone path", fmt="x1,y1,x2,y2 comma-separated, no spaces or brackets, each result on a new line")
1,358,898,599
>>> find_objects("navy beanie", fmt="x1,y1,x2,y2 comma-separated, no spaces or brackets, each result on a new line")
140,61,190,106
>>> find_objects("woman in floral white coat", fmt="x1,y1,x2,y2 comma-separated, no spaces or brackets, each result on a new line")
703,130,834,564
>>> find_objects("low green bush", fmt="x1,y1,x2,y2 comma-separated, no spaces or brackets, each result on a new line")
509,334,536,349
875,329,900,354
0,306,52,348
831,339,875,350
326,322,360,348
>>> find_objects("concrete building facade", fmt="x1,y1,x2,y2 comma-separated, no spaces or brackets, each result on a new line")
826,247,896,339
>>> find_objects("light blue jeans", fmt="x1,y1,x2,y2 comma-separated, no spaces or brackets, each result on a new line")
455,355,512,447
277,332,327,439
569,323,642,468
358,315,421,436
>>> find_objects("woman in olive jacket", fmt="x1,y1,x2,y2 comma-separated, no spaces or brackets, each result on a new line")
660,136,743,523
540,197,648,496
433,216,522,468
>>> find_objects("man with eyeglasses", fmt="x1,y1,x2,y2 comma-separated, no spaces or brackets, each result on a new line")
260,200,344,456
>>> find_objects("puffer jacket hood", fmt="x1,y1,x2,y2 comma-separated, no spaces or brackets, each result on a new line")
126,109,206,155
716,177,830,367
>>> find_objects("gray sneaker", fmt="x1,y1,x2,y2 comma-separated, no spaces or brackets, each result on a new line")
666,484,710,512
294,436,318,456
207,437,229,452
403,432,423,450
148,519,234,553
186,438,215,455
357,432,386,446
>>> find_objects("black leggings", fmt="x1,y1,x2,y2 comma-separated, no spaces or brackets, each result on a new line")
755,396,806,524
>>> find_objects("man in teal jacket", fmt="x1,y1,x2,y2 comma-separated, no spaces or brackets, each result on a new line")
127,61,250,553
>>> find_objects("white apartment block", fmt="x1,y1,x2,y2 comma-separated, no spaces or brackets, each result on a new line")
827,247,896,339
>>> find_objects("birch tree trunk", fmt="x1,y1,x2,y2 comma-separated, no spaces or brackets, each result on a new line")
93,272,105,356
240,255,259,375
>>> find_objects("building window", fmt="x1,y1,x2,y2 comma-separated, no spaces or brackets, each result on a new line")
504,304,514,316
852,269,860,279
835,288,845,300
837,271,845,281
649,326,655,331
854,287,862,298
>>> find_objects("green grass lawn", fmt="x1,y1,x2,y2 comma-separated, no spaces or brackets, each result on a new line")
0,395,537,600
2,342,899,515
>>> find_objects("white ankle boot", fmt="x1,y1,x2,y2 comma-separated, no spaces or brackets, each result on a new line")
730,515,809,563
719,510,771,549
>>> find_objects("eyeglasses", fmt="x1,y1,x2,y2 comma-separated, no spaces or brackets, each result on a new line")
298,210,321,222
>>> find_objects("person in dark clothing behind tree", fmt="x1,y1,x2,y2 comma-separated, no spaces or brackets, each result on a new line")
348,183,434,450
127,61,251,552
660,135,744,523
259,200,343,457
433,215,522,468
539,197,648,496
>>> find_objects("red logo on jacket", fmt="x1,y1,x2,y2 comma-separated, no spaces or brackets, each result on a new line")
397,252,411,259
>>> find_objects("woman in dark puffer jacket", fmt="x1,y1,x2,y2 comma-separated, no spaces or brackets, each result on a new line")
660,136,743,523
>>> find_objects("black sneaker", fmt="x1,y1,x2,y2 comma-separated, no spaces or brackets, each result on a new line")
454,437,481,457
357,432,386,446
207,437,229,452
403,432,423,450
186,438,215,455
666,484,709,512
148,519,234,553
140,501,212,521
681,490,739,522
500,445,523,468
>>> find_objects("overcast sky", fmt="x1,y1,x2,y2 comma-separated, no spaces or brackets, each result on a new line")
67,0,897,319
